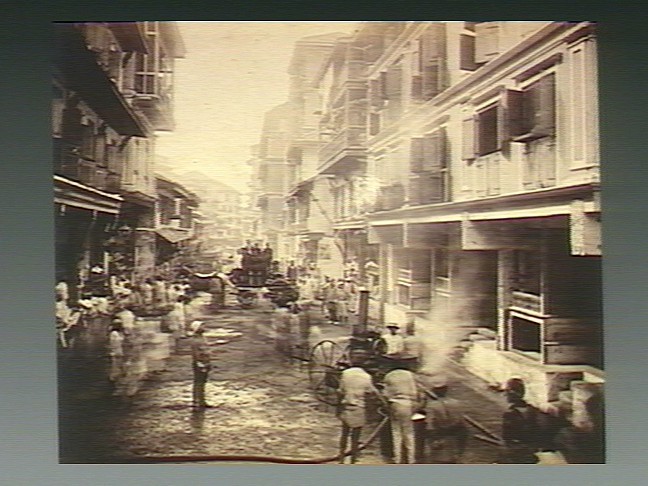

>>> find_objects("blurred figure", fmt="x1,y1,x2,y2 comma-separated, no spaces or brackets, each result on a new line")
139,279,154,306
498,379,540,463
108,323,125,383
421,384,468,464
189,321,213,409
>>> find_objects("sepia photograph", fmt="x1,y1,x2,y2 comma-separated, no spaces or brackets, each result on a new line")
53,21,603,465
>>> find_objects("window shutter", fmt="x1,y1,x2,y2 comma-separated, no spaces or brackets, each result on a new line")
410,138,425,172
420,23,446,100
532,73,556,138
408,176,421,205
422,129,445,172
385,64,402,100
462,117,476,160
475,22,500,64
411,75,423,100
411,38,422,76
379,71,388,100
422,59,444,100
496,100,507,151
507,89,525,138
459,34,477,71
62,106,83,144
420,23,444,64
422,172,444,204
369,79,383,108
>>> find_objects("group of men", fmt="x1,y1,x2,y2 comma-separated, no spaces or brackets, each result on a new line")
337,359,467,464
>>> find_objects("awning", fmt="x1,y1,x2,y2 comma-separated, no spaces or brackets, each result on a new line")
155,227,192,244
54,175,122,215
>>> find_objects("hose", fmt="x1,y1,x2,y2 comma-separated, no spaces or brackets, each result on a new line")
118,416,390,464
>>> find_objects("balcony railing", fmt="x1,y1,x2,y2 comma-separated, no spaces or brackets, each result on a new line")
319,127,366,169
57,154,121,193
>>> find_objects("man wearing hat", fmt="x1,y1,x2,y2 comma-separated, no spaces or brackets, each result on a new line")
380,324,405,357
189,321,213,409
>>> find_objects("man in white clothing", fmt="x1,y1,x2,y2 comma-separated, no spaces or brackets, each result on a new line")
383,368,421,464
337,362,382,464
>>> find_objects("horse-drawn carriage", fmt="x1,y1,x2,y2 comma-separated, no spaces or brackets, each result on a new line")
229,244,298,308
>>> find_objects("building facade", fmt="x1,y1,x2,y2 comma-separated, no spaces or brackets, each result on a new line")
54,21,185,296
154,175,201,271
252,21,602,413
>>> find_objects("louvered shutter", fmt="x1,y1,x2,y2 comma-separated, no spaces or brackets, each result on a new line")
423,60,443,100
411,75,423,100
532,73,556,138
422,128,446,172
420,23,446,100
422,172,444,204
507,89,526,138
385,64,402,100
462,117,476,160
408,176,420,205
410,138,425,172
459,34,477,71
369,78,383,108
379,71,388,100
475,22,500,64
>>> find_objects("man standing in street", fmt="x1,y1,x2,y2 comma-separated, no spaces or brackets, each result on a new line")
336,356,383,464
189,321,213,409
382,368,421,464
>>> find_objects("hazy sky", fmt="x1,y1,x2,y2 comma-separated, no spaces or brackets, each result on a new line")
156,21,359,193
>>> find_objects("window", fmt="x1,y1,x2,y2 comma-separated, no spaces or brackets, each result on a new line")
512,249,541,295
369,112,381,136
409,128,450,204
510,316,541,354
419,23,447,100
510,73,556,141
397,284,410,306
80,120,96,160
476,104,499,156
434,248,449,278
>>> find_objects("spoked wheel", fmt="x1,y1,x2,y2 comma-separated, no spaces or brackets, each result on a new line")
308,340,349,405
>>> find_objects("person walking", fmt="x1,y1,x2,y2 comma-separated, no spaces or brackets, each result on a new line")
336,361,382,464
382,368,421,464
189,321,213,409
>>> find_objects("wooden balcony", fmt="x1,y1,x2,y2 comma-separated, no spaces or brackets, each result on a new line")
318,127,366,174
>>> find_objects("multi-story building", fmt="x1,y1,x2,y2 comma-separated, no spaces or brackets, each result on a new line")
154,175,200,270
253,102,293,256
252,21,602,416
54,21,185,292
364,22,601,413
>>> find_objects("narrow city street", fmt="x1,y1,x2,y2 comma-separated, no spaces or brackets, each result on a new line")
61,294,510,465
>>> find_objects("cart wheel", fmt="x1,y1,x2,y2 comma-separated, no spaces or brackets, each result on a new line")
308,340,348,405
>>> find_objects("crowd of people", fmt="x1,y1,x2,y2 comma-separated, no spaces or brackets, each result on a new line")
56,252,603,463
56,265,218,399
